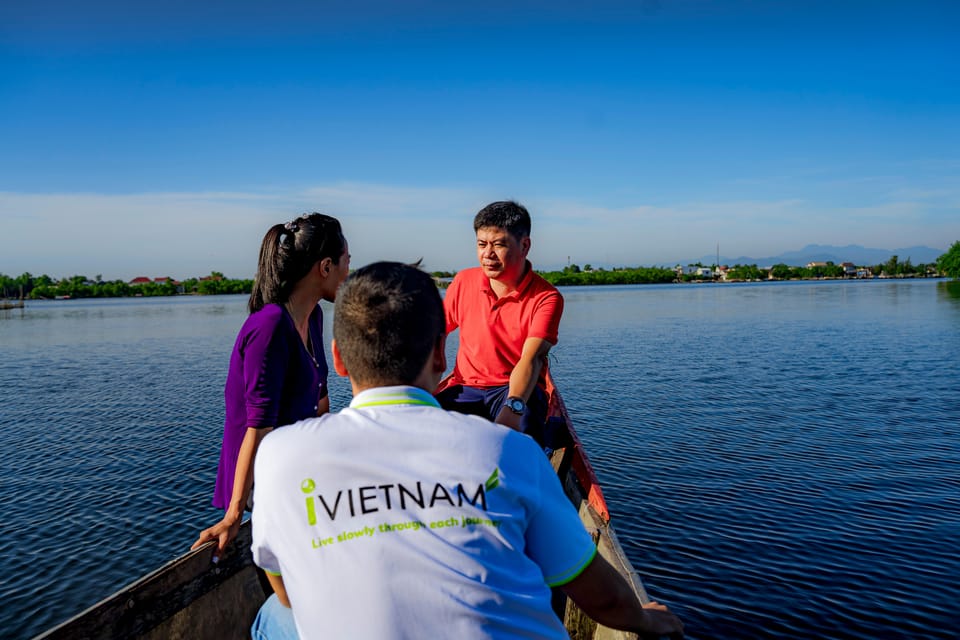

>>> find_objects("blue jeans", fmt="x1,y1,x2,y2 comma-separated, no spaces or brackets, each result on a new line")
435,384,549,447
251,594,299,640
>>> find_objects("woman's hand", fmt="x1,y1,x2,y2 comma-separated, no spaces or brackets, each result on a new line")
191,509,243,560
191,427,272,559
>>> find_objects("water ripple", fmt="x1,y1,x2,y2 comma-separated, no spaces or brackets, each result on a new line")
553,281,960,640
3,285,959,640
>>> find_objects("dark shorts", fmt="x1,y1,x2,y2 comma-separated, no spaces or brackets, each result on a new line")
435,384,549,447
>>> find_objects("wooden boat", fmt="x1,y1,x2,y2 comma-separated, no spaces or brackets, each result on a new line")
35,376,652,640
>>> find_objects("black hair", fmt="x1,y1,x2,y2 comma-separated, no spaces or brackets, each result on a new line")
333,261,444,386
473,201,531,241
248,213,345,313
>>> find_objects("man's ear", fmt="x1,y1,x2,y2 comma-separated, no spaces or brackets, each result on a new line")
332,339,349,377
432,334,447,374
521,236,531,257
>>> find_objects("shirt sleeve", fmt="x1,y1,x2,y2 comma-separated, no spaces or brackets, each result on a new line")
521,437,597,586
241,311,291,428
527,289,563,345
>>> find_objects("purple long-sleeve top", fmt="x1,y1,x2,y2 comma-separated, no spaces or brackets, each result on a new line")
212,303,328,510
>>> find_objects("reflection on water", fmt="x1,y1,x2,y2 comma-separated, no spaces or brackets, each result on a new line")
2,281,958,640
937,279,960,302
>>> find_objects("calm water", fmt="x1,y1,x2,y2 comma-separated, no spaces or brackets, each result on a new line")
1,280,958,639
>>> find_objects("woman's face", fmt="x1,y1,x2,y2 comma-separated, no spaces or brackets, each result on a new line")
323,239,350,302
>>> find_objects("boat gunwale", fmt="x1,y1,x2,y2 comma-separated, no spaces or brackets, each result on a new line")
32,524,258,640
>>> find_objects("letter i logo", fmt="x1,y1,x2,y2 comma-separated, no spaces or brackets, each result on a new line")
302,478,317,525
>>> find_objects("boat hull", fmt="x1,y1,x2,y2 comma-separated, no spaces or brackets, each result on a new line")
35,523,264,640
36,376,650,639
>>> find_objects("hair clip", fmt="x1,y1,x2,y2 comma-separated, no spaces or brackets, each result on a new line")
284,221,299,233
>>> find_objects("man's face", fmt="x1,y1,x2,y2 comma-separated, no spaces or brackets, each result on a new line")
476,226,530,284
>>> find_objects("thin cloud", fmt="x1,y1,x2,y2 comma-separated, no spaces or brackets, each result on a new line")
0,184,954,279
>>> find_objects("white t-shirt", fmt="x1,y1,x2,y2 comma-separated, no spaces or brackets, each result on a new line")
251,385,597,640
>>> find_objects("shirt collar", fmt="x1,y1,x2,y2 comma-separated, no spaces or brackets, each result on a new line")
515,260,535,296
349,385,441,410
482,260,535,299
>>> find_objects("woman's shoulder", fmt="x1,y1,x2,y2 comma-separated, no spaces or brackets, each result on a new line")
240,303,289,335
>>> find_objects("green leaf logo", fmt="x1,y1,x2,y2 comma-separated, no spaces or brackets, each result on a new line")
485,468,500,492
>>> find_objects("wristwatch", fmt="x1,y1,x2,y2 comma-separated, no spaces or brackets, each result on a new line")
505,396,526,415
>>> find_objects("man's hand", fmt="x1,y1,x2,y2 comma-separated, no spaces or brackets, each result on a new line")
191,511,242,560
494,405,522,431
561,553,684,638
639,601,685,639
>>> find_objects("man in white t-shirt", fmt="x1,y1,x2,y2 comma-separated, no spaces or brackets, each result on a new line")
250,261,683,639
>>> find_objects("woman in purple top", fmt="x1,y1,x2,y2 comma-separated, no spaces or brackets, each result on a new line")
193,212,350,557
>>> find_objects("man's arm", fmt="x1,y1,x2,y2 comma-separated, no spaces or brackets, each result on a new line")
494,336,552,430
561,553,684,638
266,572,291,608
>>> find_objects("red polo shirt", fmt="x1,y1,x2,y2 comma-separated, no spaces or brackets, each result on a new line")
445,263,563,388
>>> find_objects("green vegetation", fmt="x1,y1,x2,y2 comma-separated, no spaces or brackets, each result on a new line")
539,264,676,286
725,264,767,281
937,242,960,279
4,249,954,300
762,260,931,280
0,272,253,300
538,256,943,286
869,255,935,278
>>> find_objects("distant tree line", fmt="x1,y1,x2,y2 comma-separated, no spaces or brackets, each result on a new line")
4,242,958,299
0,272,253,299
539,264,676,286
729,255,940,282
938,241,960,279
539,251,955,286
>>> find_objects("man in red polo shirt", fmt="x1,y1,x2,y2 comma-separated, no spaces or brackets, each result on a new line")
437,200,562,446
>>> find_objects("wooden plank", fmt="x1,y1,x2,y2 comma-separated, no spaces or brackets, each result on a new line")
34,520,266,640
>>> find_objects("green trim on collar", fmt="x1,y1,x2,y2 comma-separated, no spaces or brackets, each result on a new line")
350,386,441,410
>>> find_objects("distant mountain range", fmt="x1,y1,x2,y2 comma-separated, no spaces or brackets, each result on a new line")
689,244,946,268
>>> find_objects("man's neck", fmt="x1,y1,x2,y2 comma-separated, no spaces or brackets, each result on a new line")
488,262,529,298
350,372,440,397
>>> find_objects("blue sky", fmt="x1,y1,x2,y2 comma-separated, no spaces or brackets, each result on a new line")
2,0,957,279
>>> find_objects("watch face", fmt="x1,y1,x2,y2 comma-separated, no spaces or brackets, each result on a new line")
508,398,525,413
